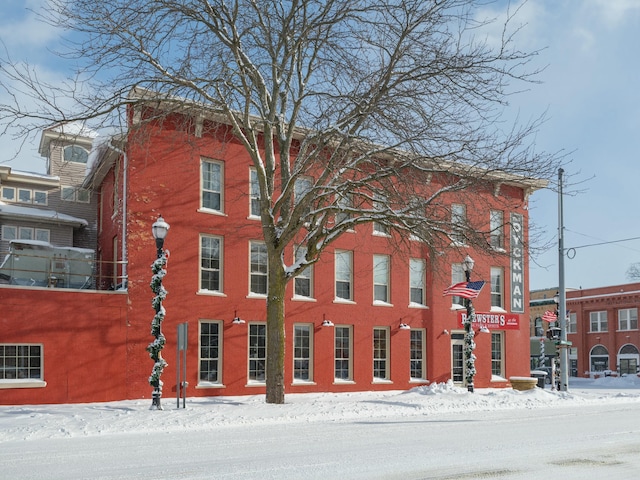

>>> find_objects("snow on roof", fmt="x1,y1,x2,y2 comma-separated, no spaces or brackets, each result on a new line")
49,122,99,139
0,201,88,227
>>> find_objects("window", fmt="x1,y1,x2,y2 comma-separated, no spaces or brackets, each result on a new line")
250,241,268,295
249,168,260,217
335,250,353,301
248,324,267,382
410,329,426,380
63,145,89,164
33,190,47,205
618,308,638,331
491,332,504,377
294,246,313,298
35,229,50,243
373,327,390,380
373,254,390,303
293,324,313,382
490,210,504,249
568,312,577,334
490,267,503,309
590,345,609,372
1,225,16,241
335,193,352,225
200,235,222,292
18,189,32,203
294,176,313,216
590,311,608,332
201,159,223,212
451,263,465,307
409,258,426,306
18,227,33,240
451,204,466,244
1,187,15,201
373,193,389,235
0,344,43,381
61,186,89,203
335,326,353,381
199,321,222,384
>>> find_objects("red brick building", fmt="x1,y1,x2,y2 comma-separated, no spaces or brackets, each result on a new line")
1,103,545,404
530,284,640,379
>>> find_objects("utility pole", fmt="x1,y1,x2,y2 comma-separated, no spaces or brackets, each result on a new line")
558,168,569,391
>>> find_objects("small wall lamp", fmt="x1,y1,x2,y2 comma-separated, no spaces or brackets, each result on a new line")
232,310,245,325
321,314,334,327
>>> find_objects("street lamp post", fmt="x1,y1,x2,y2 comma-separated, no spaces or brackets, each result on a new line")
148,215,170,410
461,255,476,393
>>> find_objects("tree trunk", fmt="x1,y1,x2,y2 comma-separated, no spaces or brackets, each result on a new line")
265,260,287,404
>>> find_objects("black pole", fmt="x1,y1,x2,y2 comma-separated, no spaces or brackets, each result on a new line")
464,269,475,393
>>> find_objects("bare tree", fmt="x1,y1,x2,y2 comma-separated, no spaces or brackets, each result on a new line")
0,0,558,404
627,264,640,281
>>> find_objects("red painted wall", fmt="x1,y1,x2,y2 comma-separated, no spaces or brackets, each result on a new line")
0,287,128,405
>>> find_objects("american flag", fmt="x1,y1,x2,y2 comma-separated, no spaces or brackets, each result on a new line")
542,310,558,322
442,280,486,299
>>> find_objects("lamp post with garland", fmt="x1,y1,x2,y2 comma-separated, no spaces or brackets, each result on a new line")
461,255,476,393
147,215,170,410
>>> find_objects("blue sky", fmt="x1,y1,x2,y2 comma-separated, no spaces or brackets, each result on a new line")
1,1,639,291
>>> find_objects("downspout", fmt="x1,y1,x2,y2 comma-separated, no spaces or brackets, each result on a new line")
107,142,128,289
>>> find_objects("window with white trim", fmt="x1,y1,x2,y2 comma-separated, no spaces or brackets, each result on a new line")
248,323,267,382
490,210,504,249
451,204,466,244
618,308,637,331
250,241,268,295
335,193,352,226
63,145,89,164
451,263,465,307
201,159,223,212
335,250,353,301
18,189,32,203
491,332,504,377
410,329,426,380
61,186,90,203
590,311,608,332
373,254,390,303
294,176,313,216
1,225,17,241
373,327,390,380
200,235,222,292
294,245,313,298
249,168,260,217
293,324,313,382
568,312,577,334
372,193,389,235
0,344,43,381
490,267,503,309
409,258,426,306
199,321,222,384
335,325,353,381
1,187,15,201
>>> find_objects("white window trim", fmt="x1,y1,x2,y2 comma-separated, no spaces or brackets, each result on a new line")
292,323,315,384
372,327,391,383
197,320,224,388
200,158,225,214
198,234,223,294
335,249,354,302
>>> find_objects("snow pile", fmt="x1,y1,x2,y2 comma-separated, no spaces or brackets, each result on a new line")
1,377,640,444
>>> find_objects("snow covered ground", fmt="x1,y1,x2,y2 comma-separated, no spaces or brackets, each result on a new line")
2,376,640,479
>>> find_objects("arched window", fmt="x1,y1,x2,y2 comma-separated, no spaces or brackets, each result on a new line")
589,345,609,372
618,344,639,375
63,145,89,164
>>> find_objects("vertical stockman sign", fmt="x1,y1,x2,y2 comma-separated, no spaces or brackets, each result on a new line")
510,213,524,313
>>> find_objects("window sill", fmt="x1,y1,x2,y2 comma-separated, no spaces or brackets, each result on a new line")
333,380,356,385
197,208,227,217
292,295,316,302
245,381,266,387
409,303,429,309
196,383,225,389
333,298,356,305
372,379,393,385
197,290,227,297
490,306,507,313
246,293,267,300
0,380,47,389
292,381,317,386
409,379,429,384
372,300,393,307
